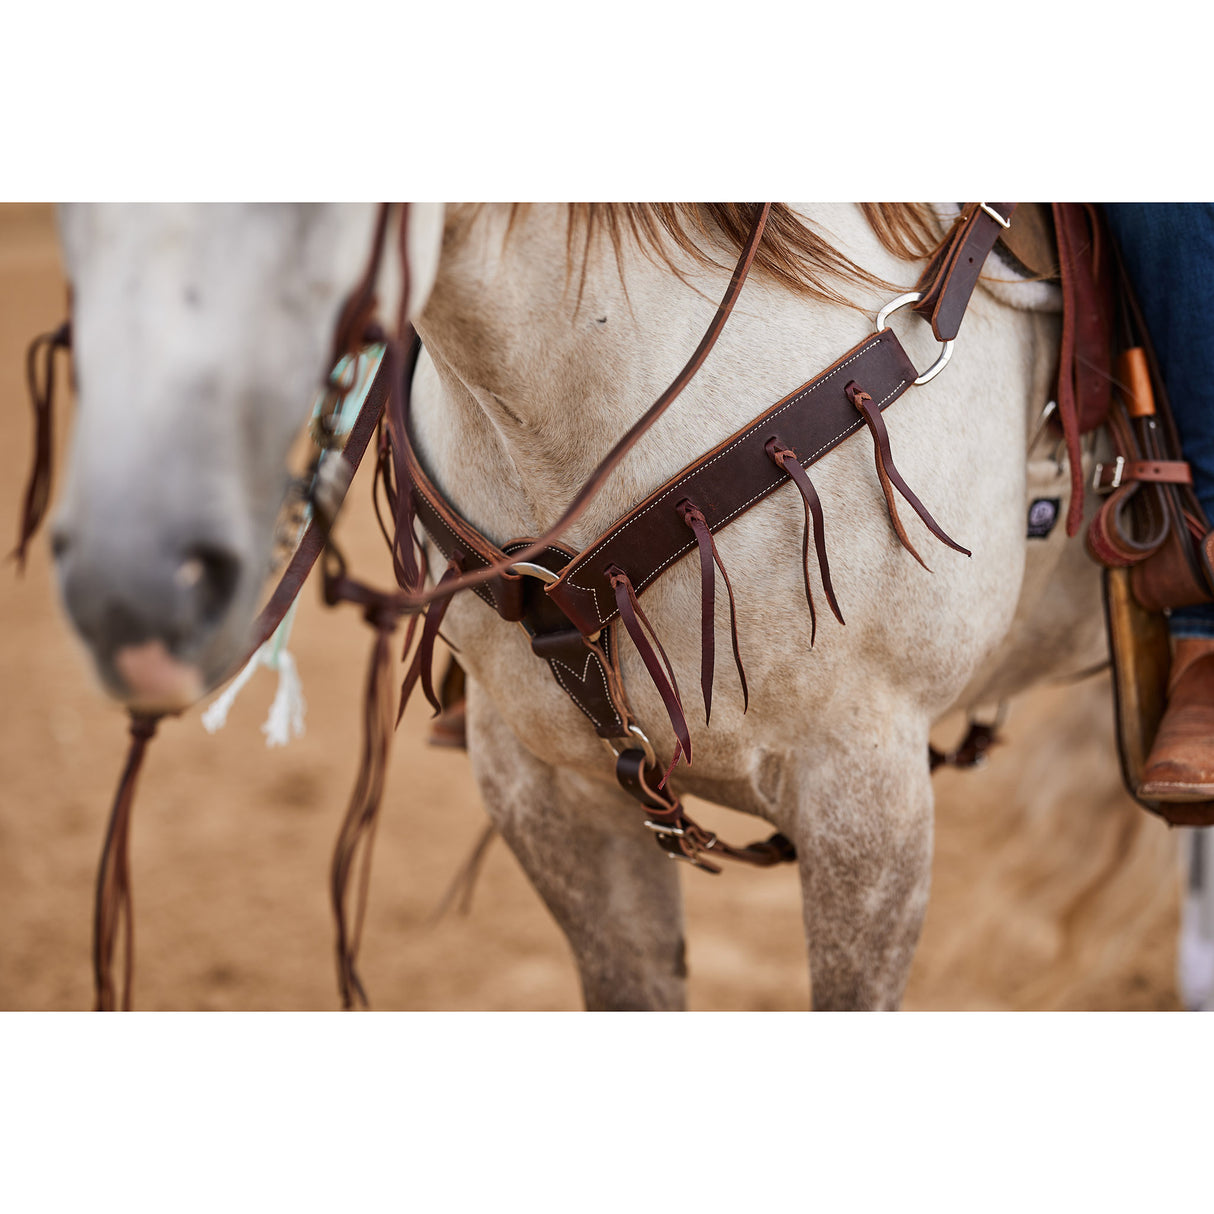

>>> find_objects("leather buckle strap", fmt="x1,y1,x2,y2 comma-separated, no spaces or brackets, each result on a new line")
1093,457,1192,493
912,203,1018,343
613,747,796,873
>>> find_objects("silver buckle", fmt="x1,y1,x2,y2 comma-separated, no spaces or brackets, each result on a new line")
1093,456,1125,493
875,292,954,385
979,203,1012,229
644,820,685,837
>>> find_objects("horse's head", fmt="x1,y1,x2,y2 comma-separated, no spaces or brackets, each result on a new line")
52,203,444,711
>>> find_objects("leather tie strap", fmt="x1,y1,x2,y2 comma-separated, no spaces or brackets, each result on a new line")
398,555,464,718
677,499,748,724
608,564,692,781
846,381,971,568
12,320,71,571
766,437,843,644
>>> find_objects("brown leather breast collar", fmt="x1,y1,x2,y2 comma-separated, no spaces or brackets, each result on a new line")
399,203,1018,871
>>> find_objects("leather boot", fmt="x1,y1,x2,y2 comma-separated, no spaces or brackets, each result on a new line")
1138,637,1214,801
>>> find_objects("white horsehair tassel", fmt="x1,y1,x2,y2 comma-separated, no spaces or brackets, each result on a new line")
201,602,306,747
199,346,381,748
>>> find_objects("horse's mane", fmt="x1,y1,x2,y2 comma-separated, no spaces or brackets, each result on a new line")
561,203,941,308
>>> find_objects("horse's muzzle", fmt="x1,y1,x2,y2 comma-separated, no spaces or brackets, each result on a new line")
53,530,249,708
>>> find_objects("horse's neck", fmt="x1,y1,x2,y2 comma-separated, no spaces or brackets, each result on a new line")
411,204,918,549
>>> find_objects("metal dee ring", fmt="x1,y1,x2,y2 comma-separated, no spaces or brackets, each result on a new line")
602,724,657,769
875,291,954,386
509,559,601,643
508,560,559,586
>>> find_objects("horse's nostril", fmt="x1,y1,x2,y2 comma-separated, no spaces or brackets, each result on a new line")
184,545,241,628
51,528,70,561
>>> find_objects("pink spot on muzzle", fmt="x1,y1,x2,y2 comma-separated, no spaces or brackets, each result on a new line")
113,641,205,712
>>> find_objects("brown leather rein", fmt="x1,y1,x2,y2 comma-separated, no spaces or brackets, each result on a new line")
16,201,1020,1009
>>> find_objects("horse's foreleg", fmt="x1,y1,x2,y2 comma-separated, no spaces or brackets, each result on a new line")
787,731,935,1010
465,683,687,1011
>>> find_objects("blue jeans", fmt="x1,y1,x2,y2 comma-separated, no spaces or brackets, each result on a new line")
1103,204,1214,639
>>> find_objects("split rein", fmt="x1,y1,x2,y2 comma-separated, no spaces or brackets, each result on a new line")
15,202,1014,1009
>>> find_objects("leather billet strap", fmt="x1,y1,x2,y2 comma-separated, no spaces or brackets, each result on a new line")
912,204,1016,342
545,328,918,634
1092,459,1192,490
1053,203,1115,537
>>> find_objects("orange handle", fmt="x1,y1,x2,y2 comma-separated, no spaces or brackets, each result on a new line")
1118,347,1156,418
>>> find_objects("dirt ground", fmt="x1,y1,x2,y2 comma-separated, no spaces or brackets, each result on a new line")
0,204,1186,1011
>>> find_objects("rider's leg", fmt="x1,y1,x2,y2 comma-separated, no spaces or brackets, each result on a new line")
1104,204,1214,797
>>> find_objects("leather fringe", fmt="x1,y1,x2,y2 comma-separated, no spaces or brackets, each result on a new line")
765,438,844,643
677,499,748,724
846,381,971,567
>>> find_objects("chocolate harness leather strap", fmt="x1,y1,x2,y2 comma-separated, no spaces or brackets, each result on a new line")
913,203,1017,342
544,329,920,635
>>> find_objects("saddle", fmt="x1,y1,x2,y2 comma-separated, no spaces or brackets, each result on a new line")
996,204,1214,825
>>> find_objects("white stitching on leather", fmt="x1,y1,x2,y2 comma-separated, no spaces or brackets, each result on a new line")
563,337,909,625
